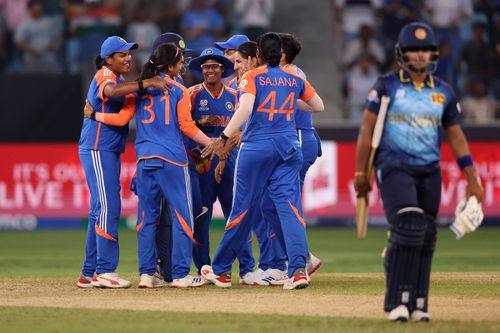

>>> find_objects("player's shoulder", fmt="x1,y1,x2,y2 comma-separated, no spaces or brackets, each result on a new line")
243,65,269,80
188,83,203,96
95,67,116,81
282,64,307,80
225,85,237,96
431,75,455,94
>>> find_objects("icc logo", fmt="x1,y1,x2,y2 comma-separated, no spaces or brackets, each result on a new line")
199,99,209,111
239,79,248,89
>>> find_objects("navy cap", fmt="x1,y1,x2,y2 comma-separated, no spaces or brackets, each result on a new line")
188,47,235,80
214,34,250,51
397,22,437,50
151,32,191,54
100,36,138,58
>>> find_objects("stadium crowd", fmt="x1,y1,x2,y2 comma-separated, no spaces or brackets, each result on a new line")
0,0,499,123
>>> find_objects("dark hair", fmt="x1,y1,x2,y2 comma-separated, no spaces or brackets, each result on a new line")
95,55,105,70
256,32,282,67
279,33,301,64
140,43,182,80
28,0,42,9
237,41,257,59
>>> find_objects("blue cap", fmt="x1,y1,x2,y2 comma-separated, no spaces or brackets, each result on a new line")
188,47,235,80
397,22,437,50
214,34,250,51
151,32,191,54
100,36,138,58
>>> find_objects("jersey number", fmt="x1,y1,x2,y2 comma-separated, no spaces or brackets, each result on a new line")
141,95,170,125
256,91,295,121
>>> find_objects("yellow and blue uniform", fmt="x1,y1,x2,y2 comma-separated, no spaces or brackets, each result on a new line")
367,69,460,313
189,83,255,276
78,67,129,276
212,65,316,277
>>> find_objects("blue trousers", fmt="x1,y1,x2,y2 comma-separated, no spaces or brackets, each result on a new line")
79,149,122,275
212,137,308,277
193,151,255,276
135,158,195,279
260,128,322,270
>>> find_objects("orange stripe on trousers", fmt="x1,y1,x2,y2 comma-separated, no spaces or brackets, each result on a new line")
288,200,306,228
175,210,202,245
95,224,117,241
225,209,248,230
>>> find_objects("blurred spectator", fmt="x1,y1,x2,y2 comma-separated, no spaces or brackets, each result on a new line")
333,0,383,46
459,20,490,85
234,0,274,41
434,42,452,83
14,0,61,73
460,80,500,123
345,53,379,124
0,0,29,69
125,2,160,74
425,0,473,70
381,0,421,44
489,14,500,100
65,0,121,84
180,0,225,56
342,24,385,70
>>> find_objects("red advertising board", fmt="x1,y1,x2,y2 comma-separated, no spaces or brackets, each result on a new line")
0,142,499,218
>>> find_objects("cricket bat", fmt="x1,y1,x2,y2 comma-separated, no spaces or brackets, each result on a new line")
356,95,390,239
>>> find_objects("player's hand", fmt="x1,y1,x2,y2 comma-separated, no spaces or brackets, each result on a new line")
145,76,170,91
83,99,94,118
215,160,226,184
196,115,219,126
201,138,225,160
466,174,484,203
354,173,371,198
228,134,241,148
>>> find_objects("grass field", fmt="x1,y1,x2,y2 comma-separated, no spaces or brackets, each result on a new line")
0,227,499,333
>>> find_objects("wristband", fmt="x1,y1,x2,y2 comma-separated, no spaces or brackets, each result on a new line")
354,171,366,177
220,132,229,142
138,80,146,94
90,111,96,121
457,155,473,170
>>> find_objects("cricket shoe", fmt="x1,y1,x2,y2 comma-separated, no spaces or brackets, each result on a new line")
387,305,409,322
76,274,93,288
410,310,431,322
92,273,131,289
138,274,167,288
201,265,232,288
306,252,322,276
191,275,211,287
253,268,288,286
283,268,310,290
239,270,262,285
170,275,204,288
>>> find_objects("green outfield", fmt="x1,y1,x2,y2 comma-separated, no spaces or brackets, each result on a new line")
0,227,499,333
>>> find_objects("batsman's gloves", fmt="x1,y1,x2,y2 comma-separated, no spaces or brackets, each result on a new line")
450,196,484,240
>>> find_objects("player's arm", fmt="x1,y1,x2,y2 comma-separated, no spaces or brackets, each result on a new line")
444,124,483,202
354,109,377,197
177,88,212,146
84,95,136,126
299,78,324,112
102,77,170,99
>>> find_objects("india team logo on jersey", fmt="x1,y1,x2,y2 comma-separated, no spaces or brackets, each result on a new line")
431,93,445,105
199,99,209,111
225,102,234,112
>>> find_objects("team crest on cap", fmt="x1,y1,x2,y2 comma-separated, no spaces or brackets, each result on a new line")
179,40,186,49
205,49,213,55
415,28,427,40
225,102,234,111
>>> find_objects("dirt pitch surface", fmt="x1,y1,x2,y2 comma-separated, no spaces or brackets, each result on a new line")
1,273,499,321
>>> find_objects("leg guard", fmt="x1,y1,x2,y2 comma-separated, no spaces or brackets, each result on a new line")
411,215,437,312
384,207,428,312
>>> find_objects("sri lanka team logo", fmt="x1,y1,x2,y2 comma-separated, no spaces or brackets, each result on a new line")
431,93,445,105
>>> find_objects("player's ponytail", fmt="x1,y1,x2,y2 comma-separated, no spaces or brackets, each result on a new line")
95,55,105,70
257,32,282,67
140,43,182,80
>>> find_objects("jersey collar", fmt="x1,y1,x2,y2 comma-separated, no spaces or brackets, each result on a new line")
202,82,225,99
399,69,435,90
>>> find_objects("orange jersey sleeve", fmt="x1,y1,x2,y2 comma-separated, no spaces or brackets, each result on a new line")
177,85,200,139
95,67,117,100
238,70,258,96
102,93,136,126
299,77,316,102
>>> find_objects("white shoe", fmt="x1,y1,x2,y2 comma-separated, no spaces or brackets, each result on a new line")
253,268,284,286
387,305,410,322
76,274,93,288
240,271,260,285
306,252,322,276
201,265,232,288
93,273,131,289
191,275,211,287
283,268,309,290
138,274,167,288
411,310,431,322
